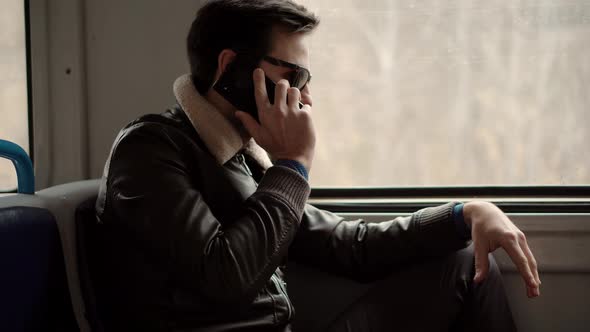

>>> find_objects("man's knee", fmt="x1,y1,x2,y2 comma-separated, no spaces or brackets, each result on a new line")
446,243,502,278
438,244,503,295
486,251,502,278
443,244,477,282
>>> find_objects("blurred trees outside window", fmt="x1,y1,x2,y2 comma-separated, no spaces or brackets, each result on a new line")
0,0,28,191
299,0,590,187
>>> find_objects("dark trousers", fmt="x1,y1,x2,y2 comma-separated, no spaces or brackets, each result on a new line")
287,244,516,332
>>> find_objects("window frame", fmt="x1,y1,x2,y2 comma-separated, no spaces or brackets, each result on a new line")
25,0,34,167
309,186,590,214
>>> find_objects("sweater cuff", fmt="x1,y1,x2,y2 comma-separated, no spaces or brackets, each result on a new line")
256,166,311,220
415,202,468,251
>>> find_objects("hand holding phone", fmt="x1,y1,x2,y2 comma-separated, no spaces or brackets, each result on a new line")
234,68,316,172
213,55,303,122
213,55,274,122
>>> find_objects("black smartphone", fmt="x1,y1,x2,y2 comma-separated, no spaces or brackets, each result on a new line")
213,55,277,122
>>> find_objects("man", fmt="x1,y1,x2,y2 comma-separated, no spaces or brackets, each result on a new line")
95,0,540,331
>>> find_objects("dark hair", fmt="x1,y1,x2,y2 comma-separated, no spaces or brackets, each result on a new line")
187,0,319,94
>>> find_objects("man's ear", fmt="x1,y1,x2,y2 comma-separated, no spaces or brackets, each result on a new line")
213,49,237,83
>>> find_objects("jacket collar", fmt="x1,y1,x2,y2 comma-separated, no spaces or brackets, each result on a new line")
173,74,273,170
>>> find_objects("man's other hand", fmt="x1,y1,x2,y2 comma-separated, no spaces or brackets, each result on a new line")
235,68,316,172
464,201,541,298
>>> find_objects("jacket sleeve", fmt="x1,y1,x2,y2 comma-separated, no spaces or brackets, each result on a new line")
288,203,470,281
100,124,310,305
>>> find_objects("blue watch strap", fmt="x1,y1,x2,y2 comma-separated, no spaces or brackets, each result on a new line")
453,203,471,240
275,159,309,181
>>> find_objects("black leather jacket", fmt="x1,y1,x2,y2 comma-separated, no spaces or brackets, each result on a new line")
95,105,468,331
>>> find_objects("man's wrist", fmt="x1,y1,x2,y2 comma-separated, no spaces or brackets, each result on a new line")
463,201,489,228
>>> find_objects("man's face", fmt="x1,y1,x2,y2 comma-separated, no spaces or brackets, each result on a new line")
259,27,313,106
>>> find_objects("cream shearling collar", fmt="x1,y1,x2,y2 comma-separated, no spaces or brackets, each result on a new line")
173,74,273,170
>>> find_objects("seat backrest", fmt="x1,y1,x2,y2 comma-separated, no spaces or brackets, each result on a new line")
0,205,78,331
0,141,102,331
0,179,102,332
36,180,102,332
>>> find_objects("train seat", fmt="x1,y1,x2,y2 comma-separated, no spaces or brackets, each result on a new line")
0,202,78,331
0,179,102,332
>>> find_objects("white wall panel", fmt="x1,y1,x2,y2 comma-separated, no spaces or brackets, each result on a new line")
84,0,203,179
30,0,88,188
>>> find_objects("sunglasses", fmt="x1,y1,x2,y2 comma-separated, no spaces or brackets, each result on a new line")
262,55,312,90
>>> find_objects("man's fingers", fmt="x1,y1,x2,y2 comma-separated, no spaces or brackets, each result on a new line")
253,68,270,110
503,237,538,292
520,235,541,284
235,111,261,140
300,103,312,114
473,241,490,283
274,79,289,107
287,87,301,109
519,234,542,294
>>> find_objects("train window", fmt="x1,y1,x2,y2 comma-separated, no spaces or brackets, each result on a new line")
0,0,28,191
300,1,590,187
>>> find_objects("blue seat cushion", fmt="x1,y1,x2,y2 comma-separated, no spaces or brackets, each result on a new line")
0,206,78,331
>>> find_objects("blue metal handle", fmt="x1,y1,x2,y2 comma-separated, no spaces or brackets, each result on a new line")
0,139,35,194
